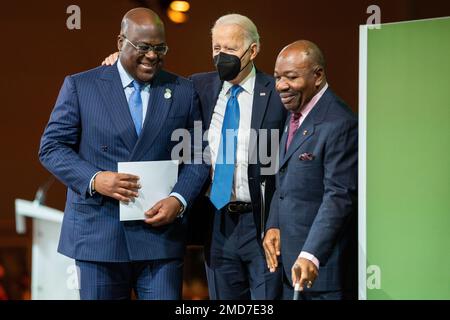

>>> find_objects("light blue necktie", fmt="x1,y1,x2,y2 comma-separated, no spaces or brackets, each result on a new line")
210,84,243,210
129,80,143,136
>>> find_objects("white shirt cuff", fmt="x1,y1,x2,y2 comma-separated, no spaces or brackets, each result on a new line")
169,192,187,217
299,251,320,270
89,171,102,196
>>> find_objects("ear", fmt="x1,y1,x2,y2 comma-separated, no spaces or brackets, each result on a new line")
249,43,258,60
117,35,123,52
314,66,325,87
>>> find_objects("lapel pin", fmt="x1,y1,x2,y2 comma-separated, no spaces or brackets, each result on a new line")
164,88,172,99
285,125,288,133
303,130,308,136
260,92,266,96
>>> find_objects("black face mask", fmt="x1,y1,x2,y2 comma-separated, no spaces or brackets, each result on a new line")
213,46,252,81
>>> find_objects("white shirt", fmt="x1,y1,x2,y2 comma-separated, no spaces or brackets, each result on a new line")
208,67,256,202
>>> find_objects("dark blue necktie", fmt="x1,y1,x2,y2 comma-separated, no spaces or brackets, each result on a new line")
129,80,143,136
210,84,243,210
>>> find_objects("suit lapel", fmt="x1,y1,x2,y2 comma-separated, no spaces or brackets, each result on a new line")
279,88,332,168
249,72,272,161
205,75,223,126
279,117,289,161
96,65,137,153
280,115,315,168
250,72,271,130
130,71,174,160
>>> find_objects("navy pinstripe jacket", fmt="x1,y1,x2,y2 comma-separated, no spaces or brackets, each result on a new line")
39,64,209,262
266,88,358,293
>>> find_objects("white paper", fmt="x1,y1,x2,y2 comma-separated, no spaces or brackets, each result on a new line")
118,160,179,221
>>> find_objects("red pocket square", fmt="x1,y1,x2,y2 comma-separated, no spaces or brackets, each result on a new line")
299,152,315,161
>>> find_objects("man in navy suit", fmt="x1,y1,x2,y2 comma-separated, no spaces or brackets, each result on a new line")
101,13,286,300
189,14,286,300
39,8,209,300
263,40,358,300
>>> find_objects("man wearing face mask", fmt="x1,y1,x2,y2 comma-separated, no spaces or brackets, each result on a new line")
101,13,286,300
188,14,286,300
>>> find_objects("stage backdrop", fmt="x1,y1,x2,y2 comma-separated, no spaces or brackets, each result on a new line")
359,17,450,299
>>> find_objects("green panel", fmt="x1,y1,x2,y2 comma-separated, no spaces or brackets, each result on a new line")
366,18,450,299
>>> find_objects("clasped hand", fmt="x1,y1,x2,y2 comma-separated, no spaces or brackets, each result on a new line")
93,171,181,226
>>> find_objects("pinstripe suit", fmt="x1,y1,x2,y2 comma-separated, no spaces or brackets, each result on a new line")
39,63,209,298
266,88,358,299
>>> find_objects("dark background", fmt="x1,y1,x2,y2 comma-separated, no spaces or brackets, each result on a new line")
0,0,449,299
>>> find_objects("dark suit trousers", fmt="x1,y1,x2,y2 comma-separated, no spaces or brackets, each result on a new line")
205,209,282,300
75,259,183,300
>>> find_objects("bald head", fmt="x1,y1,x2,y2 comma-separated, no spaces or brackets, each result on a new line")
278,40,326,70
120,8,165,38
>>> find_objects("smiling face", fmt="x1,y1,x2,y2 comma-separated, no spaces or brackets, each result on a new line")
118,20,166,83
274,47,325,113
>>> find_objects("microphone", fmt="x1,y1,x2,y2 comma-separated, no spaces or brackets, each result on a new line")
33,176,55,205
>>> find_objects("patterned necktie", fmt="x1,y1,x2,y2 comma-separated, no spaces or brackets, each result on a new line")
286,112,302,151
210,84,243,210
129,80,143,136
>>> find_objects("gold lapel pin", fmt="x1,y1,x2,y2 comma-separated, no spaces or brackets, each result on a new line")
164,88,172,99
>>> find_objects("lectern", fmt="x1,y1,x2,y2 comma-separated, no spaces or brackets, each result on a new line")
15,199,79,300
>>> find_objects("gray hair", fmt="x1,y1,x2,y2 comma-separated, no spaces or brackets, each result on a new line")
212,14,260,52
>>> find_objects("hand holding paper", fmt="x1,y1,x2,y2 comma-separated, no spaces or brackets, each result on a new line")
118,160,178,221
94,171,140,203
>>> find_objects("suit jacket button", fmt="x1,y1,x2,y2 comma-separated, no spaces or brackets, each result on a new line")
279,196,284,200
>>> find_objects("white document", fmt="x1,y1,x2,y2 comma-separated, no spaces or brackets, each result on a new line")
118,160,179,221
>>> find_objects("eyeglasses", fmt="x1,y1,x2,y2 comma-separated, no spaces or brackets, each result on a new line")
121,35,169,56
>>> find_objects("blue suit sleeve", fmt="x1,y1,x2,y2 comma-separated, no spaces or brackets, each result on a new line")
301,119,358,265
170,82,210,207
39,76,100,199
266,188,280,230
